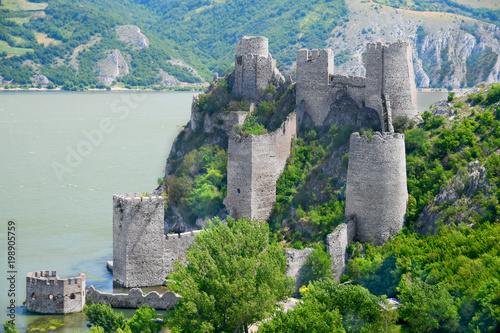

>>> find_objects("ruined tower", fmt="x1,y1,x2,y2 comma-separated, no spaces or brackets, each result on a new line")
345,132,408,245
365,41,418,127
232,36,282,101
296,41,417,129
113,193,201,288
113,193,166,287
224,114,296,221
296,49,335,125
26,271,85,314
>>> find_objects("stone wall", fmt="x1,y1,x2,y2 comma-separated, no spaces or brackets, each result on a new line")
285,248,313,295
87,285,180,309
162,230,201,276
345,132,408,245
326,220,356,280
224,113,296,221
113,193,166,288
26,271,85,314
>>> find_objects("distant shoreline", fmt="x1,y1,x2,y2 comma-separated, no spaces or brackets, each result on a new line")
0,86,205,92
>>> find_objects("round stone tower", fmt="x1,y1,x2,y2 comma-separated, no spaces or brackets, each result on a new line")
234,36,269,57
232,36,281,101
345,132,408,245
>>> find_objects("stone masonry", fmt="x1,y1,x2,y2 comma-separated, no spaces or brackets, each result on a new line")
232,36,284,101
296,41,417,128
345,132,408,246
224,113,296,221
87,285,180,309
26,271,85,314
113,192,202,287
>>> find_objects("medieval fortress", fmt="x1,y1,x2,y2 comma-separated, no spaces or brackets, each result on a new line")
112,36,416,288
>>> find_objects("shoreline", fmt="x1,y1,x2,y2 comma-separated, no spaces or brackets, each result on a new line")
0,84,207,92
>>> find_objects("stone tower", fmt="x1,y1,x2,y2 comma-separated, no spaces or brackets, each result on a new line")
232,36,282,101
296,49,334,125
113,193,166,287
26,271,85,314
345,132,408,245
365,41,418,126
224,114,296,221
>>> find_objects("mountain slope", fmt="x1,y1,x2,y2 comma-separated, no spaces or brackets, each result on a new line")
1,0,500,88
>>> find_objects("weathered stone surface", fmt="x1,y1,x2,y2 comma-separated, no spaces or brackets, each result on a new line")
224,113,296,221
115,25,150,48
297,41,417,127
26,271,85,314
232,36,284,101
32,74,50,85
113,193,201,288
345,132,408,246
113,193,167,288
87,285,180,309
96,49,129,86
326,219,356,280
285,248,313,295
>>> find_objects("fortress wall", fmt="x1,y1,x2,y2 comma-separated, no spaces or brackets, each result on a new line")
364,43,385,126
383,41,418,119
61,273,86,314
296,49,335,125
163,230,201,275
326,220,356,280
113,193,166,287
329,74,366,108
285,248,313,295
345,132,408,245
274,113,297,175
87,285,181,310
203,111,248,134
225,136,254,220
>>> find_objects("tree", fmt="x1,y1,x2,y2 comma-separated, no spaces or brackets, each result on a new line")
259,279,385,333
84,304,162,333
167,217,294,333
398,277,459,332
301,243,333,286
4,321,19,333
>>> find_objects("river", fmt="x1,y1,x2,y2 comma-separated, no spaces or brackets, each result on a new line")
0,90,447,332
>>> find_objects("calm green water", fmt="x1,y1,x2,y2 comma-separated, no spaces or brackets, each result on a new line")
0,90,446,332
0,91,194,332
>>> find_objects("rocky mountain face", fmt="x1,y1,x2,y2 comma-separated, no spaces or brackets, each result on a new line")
96,49,129,86
327,0,500,89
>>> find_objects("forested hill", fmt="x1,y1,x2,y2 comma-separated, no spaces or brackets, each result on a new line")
1,0,500,89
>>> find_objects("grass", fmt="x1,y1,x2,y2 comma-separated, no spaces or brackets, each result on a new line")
0,0,47,11
6,16,30,25
35,32,61,46
0,40,32,55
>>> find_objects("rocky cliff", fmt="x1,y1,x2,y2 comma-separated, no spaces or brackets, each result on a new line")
327,0,500,89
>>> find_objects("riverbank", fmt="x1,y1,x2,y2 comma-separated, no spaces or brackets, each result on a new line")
0,84,207,92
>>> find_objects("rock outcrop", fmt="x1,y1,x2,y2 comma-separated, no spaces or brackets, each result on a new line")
115,25,150,48
96,50,129,86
